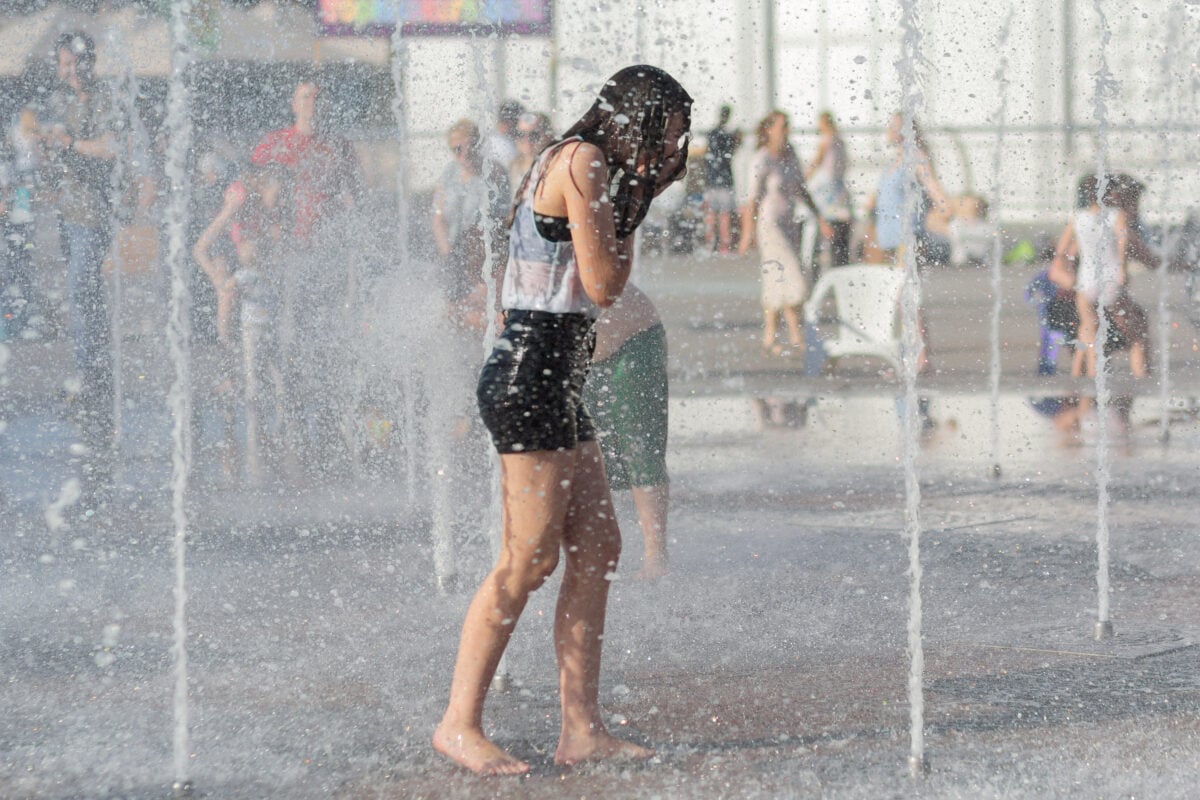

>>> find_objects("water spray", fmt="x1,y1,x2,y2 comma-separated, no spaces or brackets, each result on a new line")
1155,4,1184,445
1090,0,1117,641
987,7,1014,481
163,0,195,792
897,0,929,777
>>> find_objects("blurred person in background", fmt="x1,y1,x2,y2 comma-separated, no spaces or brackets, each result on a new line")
432,119,510,329
484,99,524,169
862,112,950,267
805,110,853,271
192,162,289,483
508,111,552,200
583,281,671,580
188,149,234,344
739,110,831,356
702,104,740,255
251,77,359,240
252,76,362,474
860,112,948,373
41,31,118,501
1051,174,1148,379
1107,173,1160,270
1,107,46,339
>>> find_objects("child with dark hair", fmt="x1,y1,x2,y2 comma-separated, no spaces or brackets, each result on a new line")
434,65,691,776
1052,174,1149,377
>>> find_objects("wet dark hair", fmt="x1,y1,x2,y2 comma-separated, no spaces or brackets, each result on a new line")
56,31,96,85
517,65,692,238
1106,172,1144,213
498,100,524,128
1076,174,1100,209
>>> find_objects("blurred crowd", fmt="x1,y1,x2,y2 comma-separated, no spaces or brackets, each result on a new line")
2,33,1196,500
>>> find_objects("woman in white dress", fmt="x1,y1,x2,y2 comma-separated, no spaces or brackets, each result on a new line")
739,111,831,355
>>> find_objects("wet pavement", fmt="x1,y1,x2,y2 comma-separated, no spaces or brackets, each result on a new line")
2,253,1200,798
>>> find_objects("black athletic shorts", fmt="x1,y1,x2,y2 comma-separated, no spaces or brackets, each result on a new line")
477,309,597,454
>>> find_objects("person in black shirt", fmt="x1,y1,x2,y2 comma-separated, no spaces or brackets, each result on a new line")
702,104,740,255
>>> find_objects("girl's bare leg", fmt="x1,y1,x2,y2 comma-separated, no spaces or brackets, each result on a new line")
1129,342,1148,378
762,309,778,350
434,450,575,775
1074,296,1099,377
553,441,654,765
782,305,804,347
631,482,669,580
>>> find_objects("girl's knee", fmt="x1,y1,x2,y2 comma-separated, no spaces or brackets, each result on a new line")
502,548,561,594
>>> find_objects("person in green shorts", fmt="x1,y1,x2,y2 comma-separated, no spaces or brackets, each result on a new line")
585,281,671,579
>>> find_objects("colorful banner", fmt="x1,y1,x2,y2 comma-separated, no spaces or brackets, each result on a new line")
317,0,552,37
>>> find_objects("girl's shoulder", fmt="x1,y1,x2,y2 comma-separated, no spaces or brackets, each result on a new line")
541,137,600,171
541,138,605,196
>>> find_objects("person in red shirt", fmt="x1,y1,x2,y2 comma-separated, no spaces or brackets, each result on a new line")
250,78,361,475
251,79,359,239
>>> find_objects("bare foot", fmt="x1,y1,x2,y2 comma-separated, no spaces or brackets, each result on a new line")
634,561,667,581
555,728,655,766
433,723,530,776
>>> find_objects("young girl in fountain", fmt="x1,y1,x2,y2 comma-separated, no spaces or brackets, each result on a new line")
433,65,693,775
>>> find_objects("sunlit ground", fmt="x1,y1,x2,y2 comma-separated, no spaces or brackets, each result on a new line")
2,253,1199,798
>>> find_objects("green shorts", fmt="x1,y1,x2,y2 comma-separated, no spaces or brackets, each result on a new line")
583,323,669,490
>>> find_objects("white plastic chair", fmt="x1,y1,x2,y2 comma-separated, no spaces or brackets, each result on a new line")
804,264,905,372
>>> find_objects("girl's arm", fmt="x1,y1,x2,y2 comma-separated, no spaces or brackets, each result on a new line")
1048,220,1078,290
915,156,951,219
738,153,765,254
804,137,828,180
192,190,240,291
738,199,757,254
559,142,629,307
794,173,833,239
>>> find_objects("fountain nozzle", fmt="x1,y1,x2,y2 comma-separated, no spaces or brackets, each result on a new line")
908,753,930,778
172,780,194,799
1094,620,1114,640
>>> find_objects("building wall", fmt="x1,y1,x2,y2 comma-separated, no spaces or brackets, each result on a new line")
394,0,1200,224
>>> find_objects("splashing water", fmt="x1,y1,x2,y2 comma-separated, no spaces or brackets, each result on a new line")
163,0,195,790
897,0,929,777
1090,0,1116,638
387,30,422,508
988,7,1014,478
470,30,507,683
1156,5,1184,445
